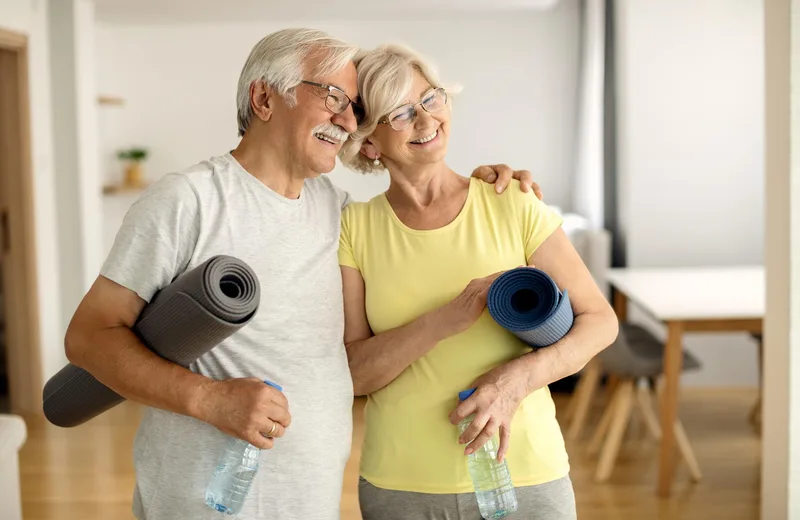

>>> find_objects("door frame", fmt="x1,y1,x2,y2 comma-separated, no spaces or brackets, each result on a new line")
0,26,43,417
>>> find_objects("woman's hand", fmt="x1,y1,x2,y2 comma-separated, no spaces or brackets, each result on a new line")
436,271,507,339
449,361,529,462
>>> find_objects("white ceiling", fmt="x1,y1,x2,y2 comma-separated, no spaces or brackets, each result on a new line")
93,0,563,24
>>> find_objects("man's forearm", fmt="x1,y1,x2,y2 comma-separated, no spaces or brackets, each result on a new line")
67,325,212,420
347,309,451,396
512,310,618,394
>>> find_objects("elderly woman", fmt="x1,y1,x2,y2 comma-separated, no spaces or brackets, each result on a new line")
337,44,618,520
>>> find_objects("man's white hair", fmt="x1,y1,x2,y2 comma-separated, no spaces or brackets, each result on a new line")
339,43,460,174
236,28,360,137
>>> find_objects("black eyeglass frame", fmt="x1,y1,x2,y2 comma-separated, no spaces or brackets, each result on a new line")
300,80,364,122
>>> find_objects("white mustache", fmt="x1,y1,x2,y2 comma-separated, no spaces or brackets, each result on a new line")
312,123,349,143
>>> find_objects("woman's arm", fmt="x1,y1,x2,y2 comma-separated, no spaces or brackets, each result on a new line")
341,266,505,396
516,227,619,388
450,227,619,460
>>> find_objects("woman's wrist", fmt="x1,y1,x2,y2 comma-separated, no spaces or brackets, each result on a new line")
501,360,533,401
491,355,538,401
424,303,462,342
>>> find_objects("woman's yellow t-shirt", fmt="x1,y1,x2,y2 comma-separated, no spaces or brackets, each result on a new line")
338,177,570,494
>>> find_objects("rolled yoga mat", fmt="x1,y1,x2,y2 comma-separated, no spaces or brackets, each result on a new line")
487,267,574,348
42,255,260,427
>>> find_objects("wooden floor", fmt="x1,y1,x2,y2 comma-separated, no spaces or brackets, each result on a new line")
17,388,761,520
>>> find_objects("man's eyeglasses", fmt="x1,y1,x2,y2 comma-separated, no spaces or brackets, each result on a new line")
301,80,365,124
379,88,447,131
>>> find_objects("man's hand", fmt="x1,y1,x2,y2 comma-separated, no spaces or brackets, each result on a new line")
471,164,544,199
196,378,292,449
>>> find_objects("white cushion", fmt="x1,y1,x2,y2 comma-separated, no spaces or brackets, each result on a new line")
0,415,26,458
0,414,25,520
557,212,612,300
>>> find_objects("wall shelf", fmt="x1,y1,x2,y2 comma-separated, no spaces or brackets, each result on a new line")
97,95,125,106
102,183,148,195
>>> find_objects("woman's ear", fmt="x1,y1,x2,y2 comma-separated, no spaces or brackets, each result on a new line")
359,139,380,161
250,80,273,123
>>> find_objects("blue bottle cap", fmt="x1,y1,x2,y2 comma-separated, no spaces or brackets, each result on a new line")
264,380,283,392
458,388,476,402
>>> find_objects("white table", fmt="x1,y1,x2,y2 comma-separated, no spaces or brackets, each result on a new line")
605,266,764,497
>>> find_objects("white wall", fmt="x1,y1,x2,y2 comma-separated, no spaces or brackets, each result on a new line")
48,0,104,348
0,0,64,383
93,0,564,24
615,0,765,387
94,0,766,388
74,1,103,287
94,4,582,253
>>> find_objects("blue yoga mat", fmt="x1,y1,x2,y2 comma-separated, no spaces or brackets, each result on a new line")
487,267,574,348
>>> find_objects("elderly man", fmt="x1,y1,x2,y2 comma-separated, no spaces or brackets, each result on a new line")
64,28,539,520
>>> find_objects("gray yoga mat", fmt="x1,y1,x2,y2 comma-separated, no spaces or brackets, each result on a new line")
486,267,574,348
42,255,260,427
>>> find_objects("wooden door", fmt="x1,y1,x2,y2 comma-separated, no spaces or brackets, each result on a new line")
0,28,43,416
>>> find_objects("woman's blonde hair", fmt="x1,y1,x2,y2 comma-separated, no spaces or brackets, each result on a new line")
339,43,460,174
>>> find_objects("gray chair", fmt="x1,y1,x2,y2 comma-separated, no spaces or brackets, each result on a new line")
597,322,701,378
589,322,703,483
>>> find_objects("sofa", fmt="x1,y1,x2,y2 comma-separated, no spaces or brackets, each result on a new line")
0,413,26,520
554,208,612,299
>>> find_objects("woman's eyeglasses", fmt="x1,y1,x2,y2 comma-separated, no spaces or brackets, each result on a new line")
301,80,365,124
379,88,447,131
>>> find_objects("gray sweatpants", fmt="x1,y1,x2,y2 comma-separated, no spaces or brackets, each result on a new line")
358,475,577,520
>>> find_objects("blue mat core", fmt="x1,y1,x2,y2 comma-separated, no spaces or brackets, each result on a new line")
487,267,574,348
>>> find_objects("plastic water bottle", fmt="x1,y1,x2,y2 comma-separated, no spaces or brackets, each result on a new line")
205,380,282,515
458,388,518,519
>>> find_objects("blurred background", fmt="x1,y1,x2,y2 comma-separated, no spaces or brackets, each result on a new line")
0,0,796,519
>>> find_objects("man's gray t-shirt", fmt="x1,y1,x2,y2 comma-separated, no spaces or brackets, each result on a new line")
100,153,354,520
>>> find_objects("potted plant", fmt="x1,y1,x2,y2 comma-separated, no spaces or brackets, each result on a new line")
117,147,149,188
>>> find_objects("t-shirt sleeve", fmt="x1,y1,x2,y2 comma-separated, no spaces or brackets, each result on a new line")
338,204,359,271
333,183,353,211
510,186,564,262
100,173,201,302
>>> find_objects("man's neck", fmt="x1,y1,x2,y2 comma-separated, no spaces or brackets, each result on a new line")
231,133,307,200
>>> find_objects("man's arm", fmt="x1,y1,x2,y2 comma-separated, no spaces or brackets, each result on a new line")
64,275,206,417
63,174,290,448
65,276,290,449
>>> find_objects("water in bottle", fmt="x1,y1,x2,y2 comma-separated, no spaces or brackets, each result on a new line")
204,437,261,515
458,388,518,519
204,380,282,515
